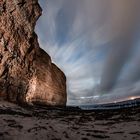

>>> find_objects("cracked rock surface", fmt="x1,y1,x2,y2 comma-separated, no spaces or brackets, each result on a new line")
0,0,67,106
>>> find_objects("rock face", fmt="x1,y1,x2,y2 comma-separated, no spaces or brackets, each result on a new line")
0,0,67,106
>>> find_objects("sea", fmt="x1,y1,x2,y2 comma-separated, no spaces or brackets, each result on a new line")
79,98,140,110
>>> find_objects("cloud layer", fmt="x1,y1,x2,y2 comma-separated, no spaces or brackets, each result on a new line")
36,0,140,105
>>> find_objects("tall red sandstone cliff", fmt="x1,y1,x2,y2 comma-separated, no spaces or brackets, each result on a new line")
0,0,67,106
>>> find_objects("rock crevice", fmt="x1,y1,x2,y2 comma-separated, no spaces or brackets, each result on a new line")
0,0,67,106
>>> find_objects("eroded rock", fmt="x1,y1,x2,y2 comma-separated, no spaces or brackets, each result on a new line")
0,0,67,106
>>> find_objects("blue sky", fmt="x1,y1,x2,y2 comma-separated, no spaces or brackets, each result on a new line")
36,0,140,105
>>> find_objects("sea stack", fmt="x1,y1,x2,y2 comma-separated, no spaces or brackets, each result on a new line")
0,0,67,106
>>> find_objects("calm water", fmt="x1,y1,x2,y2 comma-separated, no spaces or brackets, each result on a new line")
79,99,140,110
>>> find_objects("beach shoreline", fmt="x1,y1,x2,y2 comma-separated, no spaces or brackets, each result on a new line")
0,101,140,140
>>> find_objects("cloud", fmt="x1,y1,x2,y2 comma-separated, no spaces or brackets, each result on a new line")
36,0,140,105
100,0,140,91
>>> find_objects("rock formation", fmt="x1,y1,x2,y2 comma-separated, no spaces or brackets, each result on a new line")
0,0,67,106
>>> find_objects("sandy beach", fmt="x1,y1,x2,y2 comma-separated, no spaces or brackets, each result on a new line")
0,101,140,140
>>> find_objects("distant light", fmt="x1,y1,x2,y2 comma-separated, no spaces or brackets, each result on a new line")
129,97,136,100
114,101,117,103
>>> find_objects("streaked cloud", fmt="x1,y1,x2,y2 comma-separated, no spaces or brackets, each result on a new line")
36,0,140,105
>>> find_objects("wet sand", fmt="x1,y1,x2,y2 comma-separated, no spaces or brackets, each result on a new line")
0,101,140,140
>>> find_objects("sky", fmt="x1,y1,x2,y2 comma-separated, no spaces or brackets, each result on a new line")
36,0,140,105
